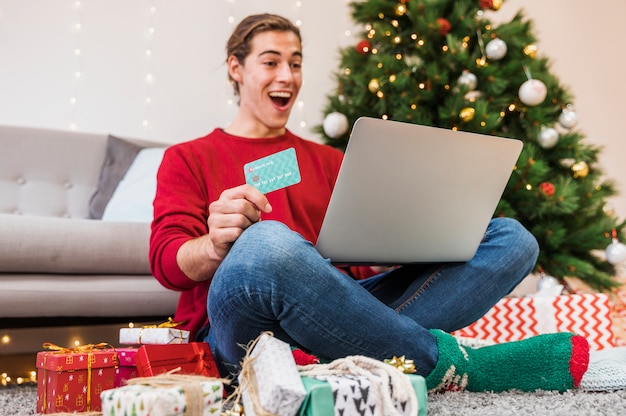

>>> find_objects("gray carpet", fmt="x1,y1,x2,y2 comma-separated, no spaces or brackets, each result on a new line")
2,385,626,416
0,385,37,416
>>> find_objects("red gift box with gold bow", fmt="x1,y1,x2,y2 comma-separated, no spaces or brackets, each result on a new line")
135,342,220,378
36,342,118,414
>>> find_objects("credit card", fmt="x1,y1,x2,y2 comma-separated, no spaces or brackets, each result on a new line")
244,147,301,194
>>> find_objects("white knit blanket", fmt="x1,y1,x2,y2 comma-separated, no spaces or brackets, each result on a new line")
580,346,626,391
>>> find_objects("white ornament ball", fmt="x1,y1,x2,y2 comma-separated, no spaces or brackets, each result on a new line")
603,203,616,217
323,112,349,139
518,79,547,106
606,239,626,265
464,90,482,101
537,274,559,290
486,38,508,60
458,70,478,91
558,109,579,129
536,273,563,296
537,126,559,149
404,54,423,69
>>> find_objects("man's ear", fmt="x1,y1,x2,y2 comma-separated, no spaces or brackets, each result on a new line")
227,55,243,84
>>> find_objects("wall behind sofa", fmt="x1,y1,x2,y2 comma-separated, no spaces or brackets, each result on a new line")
0,0,625,220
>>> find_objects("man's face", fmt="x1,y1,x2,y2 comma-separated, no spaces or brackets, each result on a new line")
230,30,303,136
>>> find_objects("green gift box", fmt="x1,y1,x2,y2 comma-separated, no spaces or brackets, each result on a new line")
298,374,427,416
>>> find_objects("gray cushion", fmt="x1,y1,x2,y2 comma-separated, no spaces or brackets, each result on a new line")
88,135,167,219
0,213,151,274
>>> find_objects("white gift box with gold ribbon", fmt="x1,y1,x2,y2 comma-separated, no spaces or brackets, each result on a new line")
119,327,190,345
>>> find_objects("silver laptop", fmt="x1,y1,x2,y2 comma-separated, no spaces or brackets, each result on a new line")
315,117,523,265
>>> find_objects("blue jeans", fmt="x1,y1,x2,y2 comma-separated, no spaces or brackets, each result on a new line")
206,218,538,377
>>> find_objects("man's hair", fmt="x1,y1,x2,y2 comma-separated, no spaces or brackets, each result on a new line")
226,14,302,96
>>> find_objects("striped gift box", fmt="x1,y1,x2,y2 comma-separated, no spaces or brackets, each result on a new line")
453,293,615,350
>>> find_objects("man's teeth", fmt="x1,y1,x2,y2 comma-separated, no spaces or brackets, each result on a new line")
269,92,292,98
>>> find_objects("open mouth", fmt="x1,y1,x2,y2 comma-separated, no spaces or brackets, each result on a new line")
269,91,292,108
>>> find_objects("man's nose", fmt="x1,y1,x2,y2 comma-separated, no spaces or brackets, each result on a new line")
276,62,294,82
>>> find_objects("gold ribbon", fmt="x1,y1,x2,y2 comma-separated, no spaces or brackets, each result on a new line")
42,342,115,354
142,317,186,328
41,342,117,412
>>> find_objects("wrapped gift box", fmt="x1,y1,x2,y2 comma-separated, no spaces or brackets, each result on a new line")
136,342,220,378
609,275,626,347
298,374,427,416
115,347,138,387
239,333,306,416
119,327,190,345
453,293,615,350
36,344,118,413
565,275,626,347
101,375,223,416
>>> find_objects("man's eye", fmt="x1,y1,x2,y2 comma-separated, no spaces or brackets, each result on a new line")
291,62,302,69
264,61,277,67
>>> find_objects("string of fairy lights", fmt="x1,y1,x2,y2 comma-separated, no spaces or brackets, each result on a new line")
143,1,156,136
62,0,357,139
69,0,82,131
67,0,157,135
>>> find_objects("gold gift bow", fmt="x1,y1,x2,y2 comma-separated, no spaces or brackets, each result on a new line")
141,317,186,328
41,342,117,412
138,317,188,344
42,342,115,354
384,355,417,374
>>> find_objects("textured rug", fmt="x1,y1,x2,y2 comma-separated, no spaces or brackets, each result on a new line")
2,385,626,416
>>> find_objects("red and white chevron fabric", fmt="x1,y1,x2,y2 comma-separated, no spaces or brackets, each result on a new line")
453,294,615,350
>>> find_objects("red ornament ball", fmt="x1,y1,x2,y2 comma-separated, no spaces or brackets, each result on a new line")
539,181,555,197
356,40,371,55
436,18,451,35
479,0,494,9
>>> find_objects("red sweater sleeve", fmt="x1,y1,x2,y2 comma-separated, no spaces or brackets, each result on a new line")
149,145,208,291
149,140,222,339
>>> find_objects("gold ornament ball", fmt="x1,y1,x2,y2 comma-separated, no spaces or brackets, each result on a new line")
475,56,489,67
571,161,589,179
523,44,538,58
459,107,475,122
491,0,503,10
368,78,380,93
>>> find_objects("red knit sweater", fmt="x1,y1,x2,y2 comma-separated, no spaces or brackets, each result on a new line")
149,128,375,339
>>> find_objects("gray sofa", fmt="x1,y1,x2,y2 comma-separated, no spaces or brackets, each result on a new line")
0,125,179,326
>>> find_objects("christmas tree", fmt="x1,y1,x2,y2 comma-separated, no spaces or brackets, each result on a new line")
317,0,626,290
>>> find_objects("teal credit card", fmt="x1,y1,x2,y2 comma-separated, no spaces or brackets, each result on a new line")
244,147,301,194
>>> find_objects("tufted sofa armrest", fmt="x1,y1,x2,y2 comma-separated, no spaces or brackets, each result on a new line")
0,213,151,274
0,125,109,218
